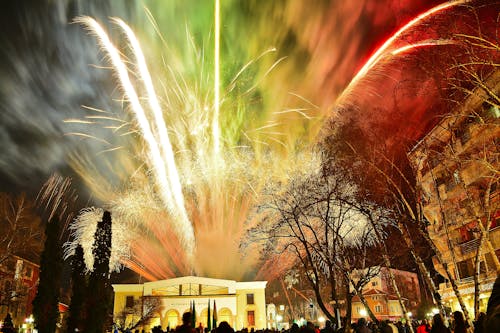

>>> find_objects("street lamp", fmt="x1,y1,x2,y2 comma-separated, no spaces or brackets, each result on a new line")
359,309,367,317
25,315,34,332
276,314,283,330
318,316,325,324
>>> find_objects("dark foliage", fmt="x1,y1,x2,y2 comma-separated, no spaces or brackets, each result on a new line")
66,244,87,333
84,211,113,333
32,218,63,333
1,313,15,333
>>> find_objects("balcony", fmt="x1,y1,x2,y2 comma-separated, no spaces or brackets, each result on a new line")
457,226,500,256
459,238,480,255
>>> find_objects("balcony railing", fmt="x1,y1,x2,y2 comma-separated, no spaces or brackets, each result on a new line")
459,238,481,255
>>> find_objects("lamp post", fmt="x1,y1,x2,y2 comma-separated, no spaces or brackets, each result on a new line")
25,315,34,333
276,314,283,330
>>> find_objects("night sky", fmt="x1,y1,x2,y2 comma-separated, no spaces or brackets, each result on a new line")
0,0,450,198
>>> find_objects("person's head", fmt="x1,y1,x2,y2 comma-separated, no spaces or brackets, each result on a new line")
453,311,465,326
357,318,367,327
183,312,192,325
218,321,234,333
487,276,500,315
432,313,445,327
325,320,331,328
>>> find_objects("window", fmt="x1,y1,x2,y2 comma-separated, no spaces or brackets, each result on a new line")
247,293,254,305
457,259,474,279
247,311,255,326
375,305,382,313
24,267,33,279
371,281,377,287
125,296,134,308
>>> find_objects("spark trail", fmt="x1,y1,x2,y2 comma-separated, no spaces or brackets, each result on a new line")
337,0,467,105
75,16,195,257
67,13,315,280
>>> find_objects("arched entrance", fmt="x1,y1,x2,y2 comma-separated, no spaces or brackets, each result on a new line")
166,309,180,329
218,308,233,328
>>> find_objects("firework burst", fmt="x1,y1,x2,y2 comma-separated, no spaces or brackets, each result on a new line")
65,12,317,280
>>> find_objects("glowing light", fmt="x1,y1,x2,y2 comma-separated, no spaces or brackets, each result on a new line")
214,0,221,157
338,0,467,103
359,309,367,317
75,16,195,256
67,14,314,279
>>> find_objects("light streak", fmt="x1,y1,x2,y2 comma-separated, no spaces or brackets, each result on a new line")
338,0,467,102
75,17,195,256
67,11,318,280
214,0,221,157
390,39,456,56
113,18,192,247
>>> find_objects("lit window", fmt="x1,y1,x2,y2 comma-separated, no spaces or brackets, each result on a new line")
375,305,382,313
247,311,255,326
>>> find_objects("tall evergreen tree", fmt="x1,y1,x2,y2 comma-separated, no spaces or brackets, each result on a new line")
66,244,87,333
85,211,113,333
32,218,62,333
1,313,15,333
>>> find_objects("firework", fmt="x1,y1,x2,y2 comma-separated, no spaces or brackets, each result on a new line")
65,12,315,280
336,0,467,105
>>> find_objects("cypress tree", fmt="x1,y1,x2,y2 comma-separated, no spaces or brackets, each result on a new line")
85,210,113,333
32,218,62,333
66,244,87,333
1,313,15,333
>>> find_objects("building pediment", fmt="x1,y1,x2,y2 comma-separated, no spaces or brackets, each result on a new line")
143,276,238,295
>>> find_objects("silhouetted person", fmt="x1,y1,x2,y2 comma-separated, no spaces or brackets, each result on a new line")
177,312,196,333
217,321,235,333
451,311,467,333
485,276,500,333
430,314,450,333
416,319,430,333
473,312,486,333
355,318,371,333
321,320,335,333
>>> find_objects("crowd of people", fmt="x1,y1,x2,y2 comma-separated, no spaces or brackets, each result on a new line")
137,276,499,333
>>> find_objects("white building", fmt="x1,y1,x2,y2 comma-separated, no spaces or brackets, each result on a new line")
113,276,267,331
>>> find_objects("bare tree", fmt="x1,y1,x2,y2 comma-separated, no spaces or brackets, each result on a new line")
248,165,385,328
0,193,44,265
113,296,161,332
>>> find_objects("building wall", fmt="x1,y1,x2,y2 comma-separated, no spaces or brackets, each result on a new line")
235,284,266,329
112,276,267,331
0,256,40,327
351,267,419,321
408,71,500,314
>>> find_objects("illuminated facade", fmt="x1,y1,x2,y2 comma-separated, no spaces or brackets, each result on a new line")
0,255,39,328
113,276,267,331
351,267,420,321
408,72,500,313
